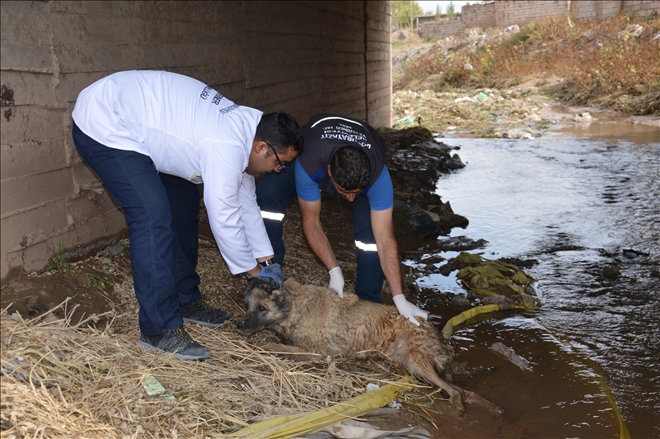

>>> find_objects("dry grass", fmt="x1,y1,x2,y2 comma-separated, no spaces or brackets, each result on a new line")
399,15,660,114
0,300,406,438
0,206,411,438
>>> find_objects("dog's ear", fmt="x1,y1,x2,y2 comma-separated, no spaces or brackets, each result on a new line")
269,288,291,311
243,277,277,296
270,288,284,303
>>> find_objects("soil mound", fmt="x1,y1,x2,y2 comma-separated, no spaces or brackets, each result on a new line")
392,29,422,43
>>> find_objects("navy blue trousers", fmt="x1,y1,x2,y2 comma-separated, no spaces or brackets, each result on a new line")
72,123,201,336
256,162,384,303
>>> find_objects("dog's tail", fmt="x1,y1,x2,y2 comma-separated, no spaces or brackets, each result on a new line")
400,332,503,416
400,341,463,411
395,332,455,392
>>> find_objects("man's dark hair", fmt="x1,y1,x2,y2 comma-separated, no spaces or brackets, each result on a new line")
255,112,303,155
329,146,371,191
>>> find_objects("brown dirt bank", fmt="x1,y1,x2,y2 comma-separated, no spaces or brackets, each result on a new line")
393,15,660,133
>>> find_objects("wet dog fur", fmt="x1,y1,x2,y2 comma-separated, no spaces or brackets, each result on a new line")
237,278,501,415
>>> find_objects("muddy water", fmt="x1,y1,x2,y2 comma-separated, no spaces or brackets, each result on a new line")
409,122,659,438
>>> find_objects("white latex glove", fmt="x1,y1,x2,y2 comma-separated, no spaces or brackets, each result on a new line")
328,266,344,298
393,294,429,326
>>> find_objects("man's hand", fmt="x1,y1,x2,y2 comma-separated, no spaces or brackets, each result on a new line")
248,263,284,289
328,266,344,298
392,294,429,326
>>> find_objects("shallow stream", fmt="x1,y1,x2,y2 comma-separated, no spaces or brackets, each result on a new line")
409,121,659,438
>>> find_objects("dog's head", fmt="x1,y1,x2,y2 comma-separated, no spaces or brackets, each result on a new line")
236,278,291,335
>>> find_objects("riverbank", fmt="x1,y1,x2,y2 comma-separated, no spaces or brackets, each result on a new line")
391,16,660,140
394,15,660,120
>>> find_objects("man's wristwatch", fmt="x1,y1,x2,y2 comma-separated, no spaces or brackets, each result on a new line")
259,257,277,267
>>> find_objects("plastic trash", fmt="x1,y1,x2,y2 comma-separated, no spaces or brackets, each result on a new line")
393,116,415,127
322,421,431,438
229,377,415,438
141,373,175,399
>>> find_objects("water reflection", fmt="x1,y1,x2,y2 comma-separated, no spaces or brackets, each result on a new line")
452,317,622,438
410,128,660,438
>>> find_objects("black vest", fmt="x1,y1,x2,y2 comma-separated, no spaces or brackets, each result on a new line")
298,114,387,193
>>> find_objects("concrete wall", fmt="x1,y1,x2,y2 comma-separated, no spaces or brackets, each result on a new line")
366,1,393,126
419,0,660,39
419,17,466,39
494,0,568,27
0,0,392,286
572,0,660,19
463,2,497,30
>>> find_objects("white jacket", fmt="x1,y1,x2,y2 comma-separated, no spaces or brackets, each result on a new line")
72,70,272,274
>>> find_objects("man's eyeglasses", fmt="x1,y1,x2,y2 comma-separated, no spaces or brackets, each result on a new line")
265,141,286,172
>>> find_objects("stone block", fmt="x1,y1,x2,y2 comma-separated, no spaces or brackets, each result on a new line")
70,160,103,194
48,2,127,17
319,1,363,18
206,80,247,104
0,106,67,146
54,72,115,103
321,74,364,92
1,168,74,216
367,106,391,129
2,207,125,281
243,2,319,36
245,77,318,109
1,240,49,279
368,93,392,112
55,43,145,73
0,71,60,107
0,199,70,254
319,9,363,33
68,191,122,228
50,10,145,45
0,1,53,72
1,139,68,180
69,211,126,246
143,1,236,24
1,249,24,284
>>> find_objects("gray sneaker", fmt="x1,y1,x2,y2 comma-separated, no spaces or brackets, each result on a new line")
138,325,211,360
180,297,230,328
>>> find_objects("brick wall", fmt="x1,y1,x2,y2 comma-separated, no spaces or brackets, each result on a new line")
420,0,660,38
494,0,568,27
0,0,392,285
573,0,660,19
572,0,623,19
419,18,465,39
463,2,497,29
623,0,660,16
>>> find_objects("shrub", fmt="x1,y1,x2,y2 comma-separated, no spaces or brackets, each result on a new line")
397,15,660,111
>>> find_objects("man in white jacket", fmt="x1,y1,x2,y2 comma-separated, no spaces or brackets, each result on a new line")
72,70,302,360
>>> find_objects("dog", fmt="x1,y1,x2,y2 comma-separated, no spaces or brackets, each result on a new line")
237,278,501,415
